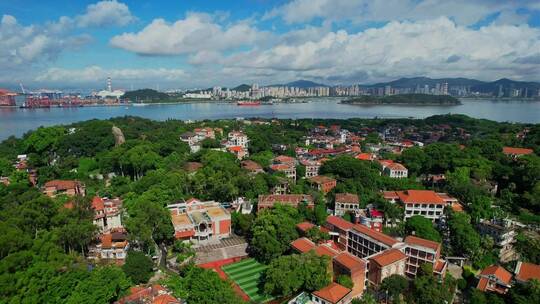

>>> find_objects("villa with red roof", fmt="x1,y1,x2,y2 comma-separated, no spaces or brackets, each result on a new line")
502,146,534,158
312,282,352,304
514,261,540,283
309,175,337,194
384,190,448,221
92,197,123,232
116,284,181,304
476,265,513,294
334,193,360,216
381,162,408,178
43,180,85,197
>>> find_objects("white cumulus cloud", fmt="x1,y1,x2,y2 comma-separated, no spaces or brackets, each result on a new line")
224,17,540,83
110,13,267,55
76,0,136,28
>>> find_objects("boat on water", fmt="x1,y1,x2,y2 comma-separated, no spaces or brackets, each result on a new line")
237,100,261,106
132,103,149,107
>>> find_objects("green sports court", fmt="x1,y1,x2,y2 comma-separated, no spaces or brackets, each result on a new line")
222,258,274,303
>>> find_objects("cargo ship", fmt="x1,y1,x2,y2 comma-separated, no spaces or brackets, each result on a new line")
20,96,52,108
237,100,261,106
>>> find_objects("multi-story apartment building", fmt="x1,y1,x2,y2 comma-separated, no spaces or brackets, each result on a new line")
347,224,399,258
403,236,447,278
367,248,408,286
334,193,360,216
325,216,354,249
167,198,231,243
227,131,249,148
300,159,320,178
92,196,123,232
383,190,448,221
477,219,518,262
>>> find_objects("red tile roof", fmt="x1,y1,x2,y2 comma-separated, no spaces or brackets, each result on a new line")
335,193,359,204
274,155,296,163
334,252,366,272
309,175,336,184
515,262,540,282
313,283,351,304
175,230,195,239
326,216,354,231
241,160,262,171
269,163,293,171
352,224,398,247
296,221,315,232
477,277,490,291
356,153,375,161
228,146,243,152
397,190,445,204
405,235,441,252
291,237,316,253
369,249,407,267
387,163,407,171
434,259,447,274
258,194,314,209
153,294,180,304
92,196,105,211
382,191,400,200
503,146,534,155
314,244,340,258
479,265,513,285
44,180,81,190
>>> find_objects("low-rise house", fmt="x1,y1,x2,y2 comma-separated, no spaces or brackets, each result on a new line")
300,159,321,178
502,146,534,158
403,236,446,279
241,160,263,174
269,163,296,181
194,127,216,140
43,180,85,197
228,146,248,160
381,162,408,178
368,248,408,287
167,199,231,244
312,283,352,304
334,193,360,216
383,190,448,221
116,284,182,304
476,265,512,294
257,194,314,211
514,261,540,283
92,196,123,232
309,175,337,194
183,162,203,173
355,153,376,161
98,228,129,263
271,177,290,195
273,155,297,167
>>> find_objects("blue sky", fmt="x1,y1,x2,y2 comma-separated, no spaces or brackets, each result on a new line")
1,0,539,90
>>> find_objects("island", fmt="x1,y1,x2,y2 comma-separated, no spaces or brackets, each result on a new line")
341,93,461,105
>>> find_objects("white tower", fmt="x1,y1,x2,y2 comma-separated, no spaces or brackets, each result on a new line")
107,77,112,92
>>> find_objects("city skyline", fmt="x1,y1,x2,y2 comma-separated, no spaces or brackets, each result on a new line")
1,0,540,89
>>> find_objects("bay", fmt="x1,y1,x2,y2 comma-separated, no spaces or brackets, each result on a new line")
1,98,539,140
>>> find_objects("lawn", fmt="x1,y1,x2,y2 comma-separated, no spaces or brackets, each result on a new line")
222,258,274,303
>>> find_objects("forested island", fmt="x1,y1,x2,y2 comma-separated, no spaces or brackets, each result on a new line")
0,114,539,303
341,93,461,105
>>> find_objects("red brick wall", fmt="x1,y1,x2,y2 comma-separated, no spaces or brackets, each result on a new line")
219,219,231,236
